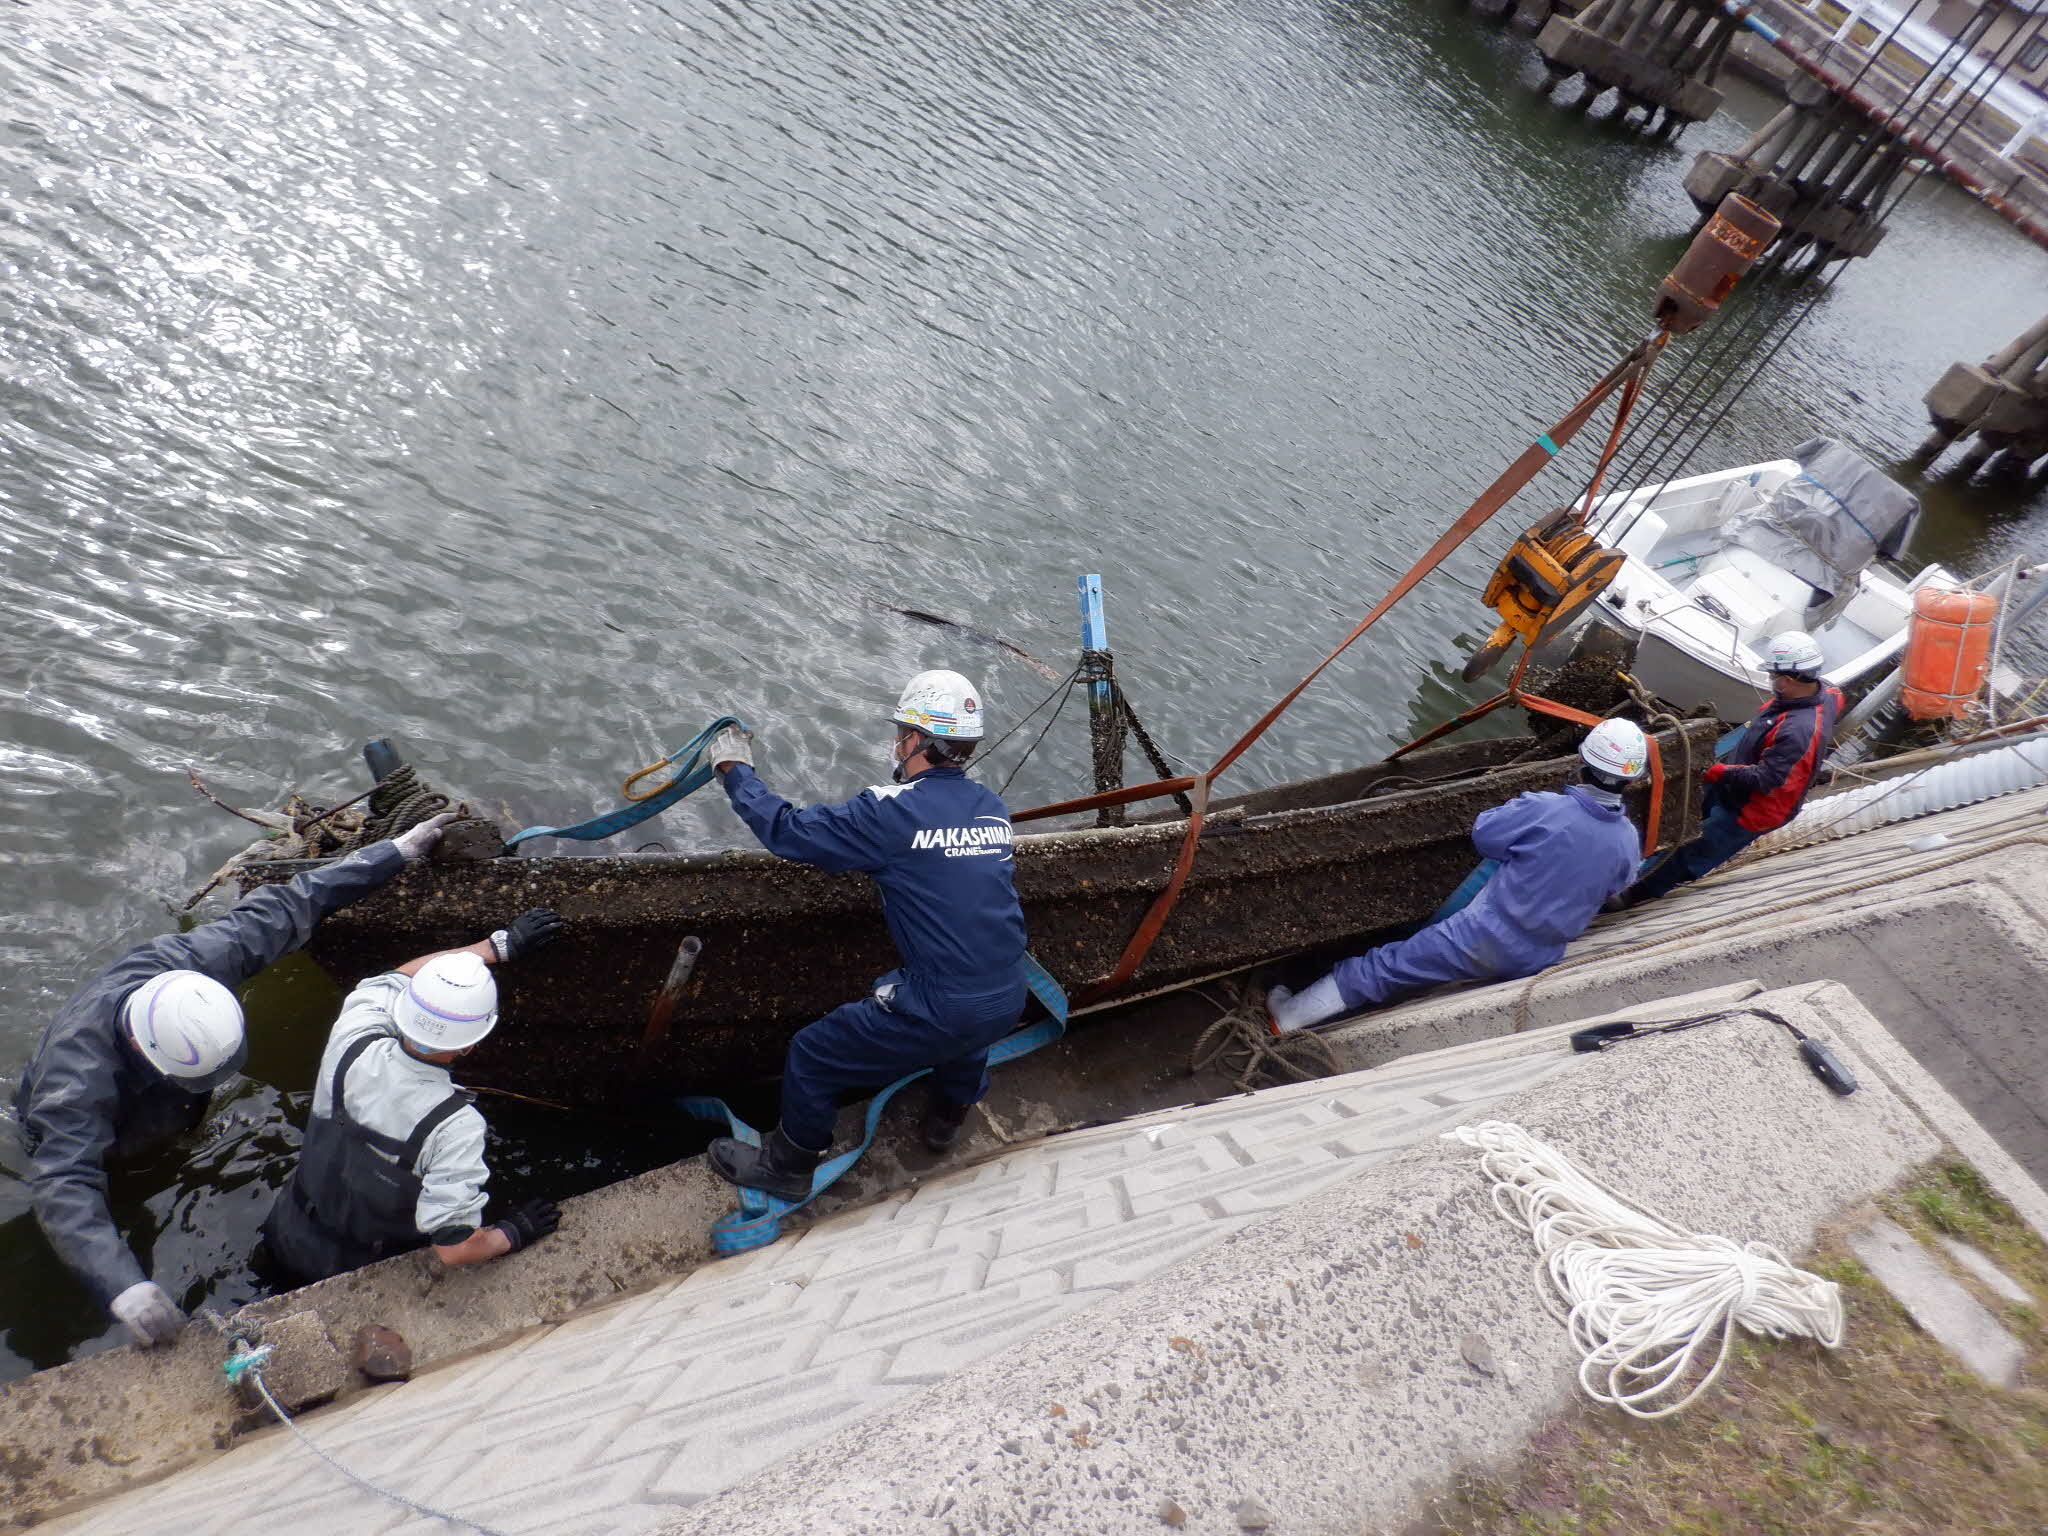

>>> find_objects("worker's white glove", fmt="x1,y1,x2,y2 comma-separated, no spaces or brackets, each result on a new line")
391,812,458,860
708,726,754,772
110,1281,186,1348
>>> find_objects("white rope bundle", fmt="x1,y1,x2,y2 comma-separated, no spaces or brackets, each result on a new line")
1446,1121,1845,1418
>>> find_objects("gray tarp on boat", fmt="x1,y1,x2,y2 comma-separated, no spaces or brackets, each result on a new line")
1720,438,1921,611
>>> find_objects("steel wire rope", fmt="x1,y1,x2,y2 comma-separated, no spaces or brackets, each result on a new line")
977,663,1081,760
1638,5,2045,496
1593,0,1993,536
1029,12,2045,1010
1571,4,2045,725
1593,256,1806,530
997,672,1081,798
1586,0,1947,520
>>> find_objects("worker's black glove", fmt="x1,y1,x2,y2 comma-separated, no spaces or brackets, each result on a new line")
489,909,565,963
492,1198,561,1253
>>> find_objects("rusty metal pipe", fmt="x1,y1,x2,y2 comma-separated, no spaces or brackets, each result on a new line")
1653,192,1781,334
644,934,704,1044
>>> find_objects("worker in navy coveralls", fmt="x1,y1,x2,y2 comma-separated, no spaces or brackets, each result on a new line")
703,669,1029,1201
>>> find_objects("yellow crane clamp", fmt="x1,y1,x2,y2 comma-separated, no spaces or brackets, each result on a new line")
1461,508,1626,682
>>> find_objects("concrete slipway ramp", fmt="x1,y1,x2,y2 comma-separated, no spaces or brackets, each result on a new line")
25,786,2048,1536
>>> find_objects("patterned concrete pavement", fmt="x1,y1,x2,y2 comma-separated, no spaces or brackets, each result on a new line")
51,1044,1583,1536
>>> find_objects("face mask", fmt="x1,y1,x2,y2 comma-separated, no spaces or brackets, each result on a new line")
889,730,912,783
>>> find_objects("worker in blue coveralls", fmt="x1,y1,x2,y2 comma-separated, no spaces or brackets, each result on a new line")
12,812,457,1348
1265,720,1650,1034
1611,631,1842,910
703,669,1029,1202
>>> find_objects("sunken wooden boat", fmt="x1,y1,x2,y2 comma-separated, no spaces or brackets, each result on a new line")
233,718,1718,1110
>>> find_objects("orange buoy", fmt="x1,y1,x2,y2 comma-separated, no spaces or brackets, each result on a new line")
1900,586,1998,721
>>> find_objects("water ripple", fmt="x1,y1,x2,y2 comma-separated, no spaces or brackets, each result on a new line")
0,0,2041,1376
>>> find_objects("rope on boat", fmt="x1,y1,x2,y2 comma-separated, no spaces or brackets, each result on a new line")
1187,982,1341,1091
181,761,472,905
344,763,451,847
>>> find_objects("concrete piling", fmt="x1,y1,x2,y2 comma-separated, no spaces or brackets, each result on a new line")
1471,0,1568,30
1535,0,1738,131
1917,313,2048,476
1475,0,2048,248
1682,79,1907,263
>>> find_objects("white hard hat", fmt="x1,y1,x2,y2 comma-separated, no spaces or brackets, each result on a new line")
123,971,247,1093
889,669,984,741
1580,718,1650,782
393,952,499,1052
1765,630,1825,679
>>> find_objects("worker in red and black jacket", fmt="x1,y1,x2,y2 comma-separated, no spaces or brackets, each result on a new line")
1614,631,1843,909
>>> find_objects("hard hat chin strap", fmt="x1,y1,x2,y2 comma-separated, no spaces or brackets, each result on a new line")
891,726,974,781
1579,765,1632,797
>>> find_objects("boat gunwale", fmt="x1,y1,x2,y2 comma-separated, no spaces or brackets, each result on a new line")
232,724,1712,891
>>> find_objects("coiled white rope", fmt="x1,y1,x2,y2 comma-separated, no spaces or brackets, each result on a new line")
1446,1121,1845,1419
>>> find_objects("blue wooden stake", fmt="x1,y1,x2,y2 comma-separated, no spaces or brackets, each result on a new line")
1078,573,1111,719
1078,573,1124,822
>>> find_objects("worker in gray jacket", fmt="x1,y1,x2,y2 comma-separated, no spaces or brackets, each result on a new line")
11,814,453,1348
259,911,567,1285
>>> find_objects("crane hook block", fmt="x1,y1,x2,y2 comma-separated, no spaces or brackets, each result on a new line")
1653,194,1781,336
1462,509,1626,682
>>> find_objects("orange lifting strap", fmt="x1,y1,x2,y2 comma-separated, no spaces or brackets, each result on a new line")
1020,335,1668,1004
1007,195,1794,999
1390,681,1666,858
1022,199,1794,1000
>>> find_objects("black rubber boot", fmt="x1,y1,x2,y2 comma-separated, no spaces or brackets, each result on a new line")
707,1125,822,1203
922,1099,972,1154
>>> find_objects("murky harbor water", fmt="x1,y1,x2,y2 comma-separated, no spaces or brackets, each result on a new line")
1,0,2043,1379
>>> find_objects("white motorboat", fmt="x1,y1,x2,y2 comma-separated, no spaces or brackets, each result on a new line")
1559,439,1953,721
